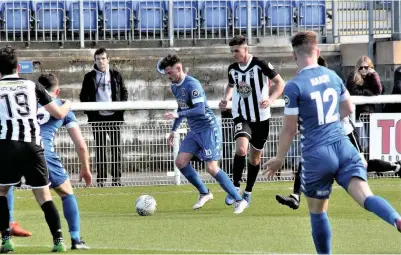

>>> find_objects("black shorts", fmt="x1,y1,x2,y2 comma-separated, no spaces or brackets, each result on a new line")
348,130,362,153
0,140,49,188
233,118,270,150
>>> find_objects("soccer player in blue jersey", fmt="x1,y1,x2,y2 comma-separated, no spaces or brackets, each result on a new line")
159,54,248,214
36,73,92,250
264,31,401,253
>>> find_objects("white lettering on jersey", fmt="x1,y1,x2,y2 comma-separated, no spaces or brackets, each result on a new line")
310,75,330,86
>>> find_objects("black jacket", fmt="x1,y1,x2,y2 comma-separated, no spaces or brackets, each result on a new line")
384,66,401,113
79,67,128,122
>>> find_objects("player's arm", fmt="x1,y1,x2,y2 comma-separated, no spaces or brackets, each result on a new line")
260,60,285,108
220,67,235,111
339,82,354,119
175,83,206,118
263,82,299,177
67,123,92,187
36,83,71,119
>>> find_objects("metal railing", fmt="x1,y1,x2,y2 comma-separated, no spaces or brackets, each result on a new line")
0,0,396,46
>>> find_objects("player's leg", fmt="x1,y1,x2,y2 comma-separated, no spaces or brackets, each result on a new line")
225,120,251,205
53,180,89,250
25,144,66,252
367,159,401,176
276,162,302,210
7,186,32,237
336,139,401,232
0,185,14,253
302,144,338,254
47,157,89,250
175,133,211,209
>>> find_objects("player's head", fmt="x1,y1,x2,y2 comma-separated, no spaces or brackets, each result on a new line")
355,55,373,77
0,46,19,77
318,56,328,67
159,54,184,83
38,73,60,96
94,47,109,72
291,31,320,65
229,35,248,64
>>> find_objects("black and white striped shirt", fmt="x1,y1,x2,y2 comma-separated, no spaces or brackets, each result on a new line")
228,55,278,122
0,75,52,145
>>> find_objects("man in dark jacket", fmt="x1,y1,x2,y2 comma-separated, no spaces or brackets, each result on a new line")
79,48,128,187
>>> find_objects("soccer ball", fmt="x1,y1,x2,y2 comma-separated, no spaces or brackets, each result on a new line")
135,195,157,216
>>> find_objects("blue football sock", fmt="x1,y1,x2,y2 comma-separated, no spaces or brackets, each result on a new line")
62,194,80,241
180,164,208,194
214,169,242,201
7,186,14,223
364,196,401,227
310,212,331,254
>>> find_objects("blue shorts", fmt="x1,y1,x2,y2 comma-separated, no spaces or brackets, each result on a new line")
45,154,68,188
300,138,367,199
179,127,222,161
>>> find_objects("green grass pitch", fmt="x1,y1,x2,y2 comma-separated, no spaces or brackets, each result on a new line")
9,179,401,254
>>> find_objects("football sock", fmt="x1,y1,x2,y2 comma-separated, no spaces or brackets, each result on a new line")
62,194,80,241
41,201,63,240
364,196,400,227
233,155,246,187
245,162,260,192
214,169,242,201
6,187,14,223
310,212,331,254
179,164,208,194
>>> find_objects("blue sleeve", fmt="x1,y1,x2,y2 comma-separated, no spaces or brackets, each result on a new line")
337,75,350,102
177,82,206,117
172,116,184,132
283,81,300,115
63,111,79,129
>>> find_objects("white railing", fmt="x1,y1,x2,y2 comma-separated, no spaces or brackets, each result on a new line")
45,95,401,187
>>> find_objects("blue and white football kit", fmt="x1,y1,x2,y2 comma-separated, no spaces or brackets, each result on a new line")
283,65,366,199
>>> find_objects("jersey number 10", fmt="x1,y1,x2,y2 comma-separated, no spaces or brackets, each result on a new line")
310,88,339,125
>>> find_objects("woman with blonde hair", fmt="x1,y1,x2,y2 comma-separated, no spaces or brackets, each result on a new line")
346,55,382,120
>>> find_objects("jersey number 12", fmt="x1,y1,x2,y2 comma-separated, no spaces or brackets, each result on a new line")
310,88,338,125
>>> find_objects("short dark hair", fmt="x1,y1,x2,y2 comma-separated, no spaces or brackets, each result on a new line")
94,47,108,59
291,31,318,57
229,35,247,47
0,46,18,76
318,56,328,67
38,73,59,91
159,54,182,70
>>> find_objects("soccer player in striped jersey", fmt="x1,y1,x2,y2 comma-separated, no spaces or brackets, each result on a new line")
0,46,71,252
219,35,285,207
264,31,401,254
160,54,248,214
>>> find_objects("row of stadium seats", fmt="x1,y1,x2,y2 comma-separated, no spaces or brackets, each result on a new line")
0,0,327,33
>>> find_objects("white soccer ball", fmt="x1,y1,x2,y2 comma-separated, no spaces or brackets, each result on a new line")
135,195,157,216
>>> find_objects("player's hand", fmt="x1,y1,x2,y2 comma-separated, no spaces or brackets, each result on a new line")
61,99,72,108
219,99,228,111
260,98,272,109
262,157,284,178
79,167,92,187
164,112,179,120
167,132,175,147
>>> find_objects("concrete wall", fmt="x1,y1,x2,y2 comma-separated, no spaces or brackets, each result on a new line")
17,44,342,121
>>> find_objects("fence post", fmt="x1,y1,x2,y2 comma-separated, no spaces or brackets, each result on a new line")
173,133,181,185
368,1,374,61
168,0,174,47
79,0,85,48
392,0,401,40
331,0,339,43
247,0,252,44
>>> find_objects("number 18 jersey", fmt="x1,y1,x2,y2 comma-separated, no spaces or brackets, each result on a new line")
283,65,349,152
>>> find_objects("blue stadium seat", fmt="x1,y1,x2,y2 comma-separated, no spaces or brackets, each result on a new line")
232,1,263,29
134,1,166,31
0,1,32,32
103,1,133,31
67,1,98,32
199,0,231,30
264,0,293,27
34,1,66,31
293,0,326,27
172,1,198,30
